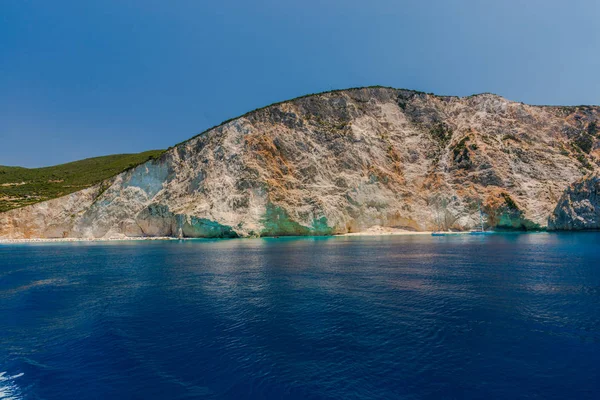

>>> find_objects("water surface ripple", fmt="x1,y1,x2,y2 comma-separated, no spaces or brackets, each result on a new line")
1,233,599,399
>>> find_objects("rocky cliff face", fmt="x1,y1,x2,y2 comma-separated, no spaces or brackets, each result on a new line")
548,172,600,230
2,87,600,239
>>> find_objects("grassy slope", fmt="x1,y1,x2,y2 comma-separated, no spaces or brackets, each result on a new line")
0,150,164,212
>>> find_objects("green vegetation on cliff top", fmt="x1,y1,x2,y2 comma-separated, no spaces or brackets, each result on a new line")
0,150,164,212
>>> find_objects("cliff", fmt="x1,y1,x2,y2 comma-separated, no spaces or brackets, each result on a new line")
0,150,164,212
548,172,600,230
2,87,599,239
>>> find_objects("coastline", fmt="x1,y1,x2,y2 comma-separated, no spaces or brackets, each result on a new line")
0,230,572,244
340,226,434,236
0,236,178,244
0,227,443,243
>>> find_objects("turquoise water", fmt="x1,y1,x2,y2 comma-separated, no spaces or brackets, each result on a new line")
1,233,599,399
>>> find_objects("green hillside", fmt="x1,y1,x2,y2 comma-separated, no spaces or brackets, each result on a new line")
0,150,164,212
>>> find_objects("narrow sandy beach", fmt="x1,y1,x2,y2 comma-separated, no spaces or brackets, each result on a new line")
340,226,434,236
0,227,450,243
0,236,178,244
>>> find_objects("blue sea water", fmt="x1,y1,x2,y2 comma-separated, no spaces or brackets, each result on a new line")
1,233,599,399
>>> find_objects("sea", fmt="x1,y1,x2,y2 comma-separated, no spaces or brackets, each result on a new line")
1,233,599,399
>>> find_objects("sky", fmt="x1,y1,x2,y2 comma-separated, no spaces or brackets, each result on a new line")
1,0,599,167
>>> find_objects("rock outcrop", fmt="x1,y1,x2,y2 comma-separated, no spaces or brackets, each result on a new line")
2,87,600,239
548,172,600,230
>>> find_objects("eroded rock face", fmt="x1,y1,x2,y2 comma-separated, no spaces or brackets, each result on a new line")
548,173,600,230
0,185,105,239
2,87,600,238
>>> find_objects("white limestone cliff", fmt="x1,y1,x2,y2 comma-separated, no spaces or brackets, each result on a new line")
2,87,599,239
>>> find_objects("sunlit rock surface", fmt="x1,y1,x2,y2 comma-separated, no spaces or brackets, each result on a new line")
2,87,600,238
548,172,600,230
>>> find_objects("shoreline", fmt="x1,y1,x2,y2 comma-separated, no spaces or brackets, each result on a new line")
340,227,434,236
0,228,437,244
0,228,563,244
0,236,179,244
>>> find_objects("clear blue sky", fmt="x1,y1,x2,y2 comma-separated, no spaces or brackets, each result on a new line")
2,0,599,167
